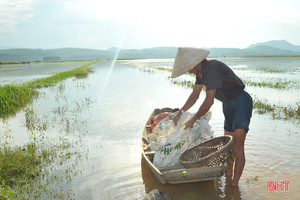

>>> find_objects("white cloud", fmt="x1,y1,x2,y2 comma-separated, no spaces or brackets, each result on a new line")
59,0,300,48
1,0,300,48
0,0,36,32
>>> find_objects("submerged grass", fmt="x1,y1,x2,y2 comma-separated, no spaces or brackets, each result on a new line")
0,143,42,199
26,61,97,89
134,63,299,90
170,79,195,88
0,61,97,199
0,135,83,199
133,62,300,121
0,85,39,119
138,65,172,73
0,61,97,119
233,66,297,73
242,79,298,90
253,98,300,121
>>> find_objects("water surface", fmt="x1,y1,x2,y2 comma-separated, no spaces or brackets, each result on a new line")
0,59,299,199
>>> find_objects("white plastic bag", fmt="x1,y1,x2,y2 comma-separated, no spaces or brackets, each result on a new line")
152,111,213,168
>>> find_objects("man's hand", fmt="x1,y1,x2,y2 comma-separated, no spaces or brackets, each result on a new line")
171,110,182,126
184,117,196,130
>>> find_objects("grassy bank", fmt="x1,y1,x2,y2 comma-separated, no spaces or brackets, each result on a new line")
0,61,28,64
0,61,97,119
0,85,39,119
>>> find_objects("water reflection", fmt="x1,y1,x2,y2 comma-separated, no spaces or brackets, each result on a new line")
141,157,242,200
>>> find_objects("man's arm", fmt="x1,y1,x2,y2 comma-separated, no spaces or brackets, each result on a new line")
184,89,216,129
171,84,203,125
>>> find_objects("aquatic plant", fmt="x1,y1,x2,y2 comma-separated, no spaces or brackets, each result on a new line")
170,79,195,88
255,67,288,73
246,176,259,186
25,108,47,132
241,79,297,90
233,66,297,73
0,135,83,199
253,98,300,121
139,68,155,73
138,65,172,73
0,143,42,199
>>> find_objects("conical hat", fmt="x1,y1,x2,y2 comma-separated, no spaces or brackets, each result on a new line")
171,47,210,78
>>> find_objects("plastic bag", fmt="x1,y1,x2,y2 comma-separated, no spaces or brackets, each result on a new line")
151,111,213,168
150,112,172,130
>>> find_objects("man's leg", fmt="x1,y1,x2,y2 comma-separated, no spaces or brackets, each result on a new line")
225,128,247,186
225,130,234,177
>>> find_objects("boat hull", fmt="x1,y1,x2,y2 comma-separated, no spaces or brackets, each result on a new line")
141,108,227,184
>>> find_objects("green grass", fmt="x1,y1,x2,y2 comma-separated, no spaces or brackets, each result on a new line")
26,61,97,89
253,98,300,121
0,144,43,199
0,137,83,199
170,79,195,88
0,60,97,198
0,84,39,119
0,61,98,119
0,61,24,65
138,65,172,73
242,79,297,90
234,67,295,73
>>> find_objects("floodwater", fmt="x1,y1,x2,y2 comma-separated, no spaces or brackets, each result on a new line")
0,61,87,85
0,59,300,200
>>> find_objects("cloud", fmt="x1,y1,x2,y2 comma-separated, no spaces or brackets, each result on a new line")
0,0,36,32
1,0,300,49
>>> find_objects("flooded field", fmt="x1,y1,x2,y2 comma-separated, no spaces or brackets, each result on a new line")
0,61,88,85
0,59,299,199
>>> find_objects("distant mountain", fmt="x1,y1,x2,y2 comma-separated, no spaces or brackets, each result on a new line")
243,45,294,55
248,40,300,52
1,40,300,62
118,47,178,59
106,47,121,52
48,48,114,60
0,49,55,62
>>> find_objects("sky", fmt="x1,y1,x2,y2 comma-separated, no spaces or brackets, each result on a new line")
0,0,300,50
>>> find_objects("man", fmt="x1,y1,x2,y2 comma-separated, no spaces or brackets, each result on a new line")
171,47,253,186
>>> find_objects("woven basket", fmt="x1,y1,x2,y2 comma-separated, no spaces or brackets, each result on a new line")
179,136,233,168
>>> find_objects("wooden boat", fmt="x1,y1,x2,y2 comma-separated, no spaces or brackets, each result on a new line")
141,108,228,184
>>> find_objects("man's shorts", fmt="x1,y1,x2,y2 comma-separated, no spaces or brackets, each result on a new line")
223,90,253,133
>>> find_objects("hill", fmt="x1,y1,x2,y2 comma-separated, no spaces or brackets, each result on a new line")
248,40,300,52
1,40,300,62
